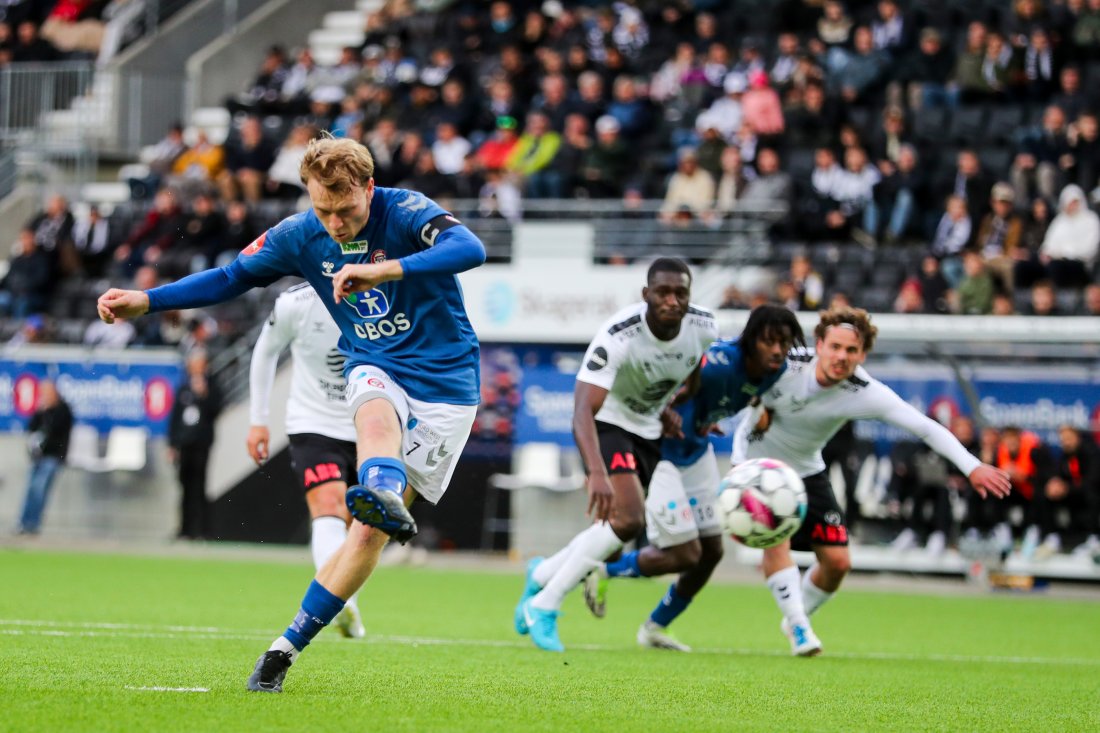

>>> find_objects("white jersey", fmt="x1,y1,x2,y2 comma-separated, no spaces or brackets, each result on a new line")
249,284,357,442
733,356,981,478
577,301,718,440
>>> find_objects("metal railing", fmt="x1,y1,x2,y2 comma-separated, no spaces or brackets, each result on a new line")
0,148,16,200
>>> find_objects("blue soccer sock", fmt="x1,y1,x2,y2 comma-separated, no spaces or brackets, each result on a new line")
649,583,692,628
281,580,346,652
605,550,642,578
358,456,407,496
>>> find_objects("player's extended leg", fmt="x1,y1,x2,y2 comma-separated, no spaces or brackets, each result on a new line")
521,473,645,652
803,544,852,615
762,541,821,657
305,482,364,639
583,458,710,618
247,398,404,692
636,534,724,652
344,399,417,543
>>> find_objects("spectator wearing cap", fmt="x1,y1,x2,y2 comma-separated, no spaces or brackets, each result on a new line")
894,27,955,110
974,182,1025,290
660,147,715,222
703,72,745,140
741,69,784,138
506,111,562,197
1040,183,1100,288
580,115,630,198
477,116,521,173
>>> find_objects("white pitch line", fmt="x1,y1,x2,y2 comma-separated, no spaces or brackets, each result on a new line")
3,619,1098,668
125,686,209,693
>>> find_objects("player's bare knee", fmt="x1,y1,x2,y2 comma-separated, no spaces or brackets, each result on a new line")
609,509,644,539
306,482,349,519
675,539,702,568
822,550,852,577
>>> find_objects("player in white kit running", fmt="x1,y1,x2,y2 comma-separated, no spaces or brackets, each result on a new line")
514,258,718,652
733,307,1011,656
247,283,364,639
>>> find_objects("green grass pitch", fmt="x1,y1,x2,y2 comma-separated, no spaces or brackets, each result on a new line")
1,548,1098,732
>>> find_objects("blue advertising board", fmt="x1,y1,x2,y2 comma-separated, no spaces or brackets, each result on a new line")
0,348,182,436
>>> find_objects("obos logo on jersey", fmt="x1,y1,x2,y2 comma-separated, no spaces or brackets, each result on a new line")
343,289,411,340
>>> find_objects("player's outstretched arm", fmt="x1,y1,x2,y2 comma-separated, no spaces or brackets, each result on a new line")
967,464,1012,499
97,289,150,323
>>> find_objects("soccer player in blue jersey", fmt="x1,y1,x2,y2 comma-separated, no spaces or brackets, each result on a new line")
96,137,485,692
580,305,805,650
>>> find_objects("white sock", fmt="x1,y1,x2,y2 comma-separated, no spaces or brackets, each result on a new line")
531,523,623,611
312,516,358,607
269,635,299,661
802,563,834,617
532,530,586,587
765,565,808,625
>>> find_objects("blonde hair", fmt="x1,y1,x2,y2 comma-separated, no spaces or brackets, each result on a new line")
299,136,375,193
815,306,878,352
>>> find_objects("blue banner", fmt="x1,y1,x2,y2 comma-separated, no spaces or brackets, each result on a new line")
857,369,1100,450
0,355,182,436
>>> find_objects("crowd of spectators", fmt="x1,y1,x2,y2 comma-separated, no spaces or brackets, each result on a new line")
888,417,1099,561
8,1,1100,331
0,0,153,68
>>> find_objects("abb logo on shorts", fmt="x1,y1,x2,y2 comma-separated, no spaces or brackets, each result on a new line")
609,452,637,471
303,462,343,487
367,377,385,389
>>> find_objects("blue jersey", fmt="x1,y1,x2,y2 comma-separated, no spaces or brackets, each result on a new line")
148,186,484,405
661,338,786,467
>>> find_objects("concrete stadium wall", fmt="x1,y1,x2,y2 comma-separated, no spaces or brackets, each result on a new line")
0,433,177,540
187,0,353,114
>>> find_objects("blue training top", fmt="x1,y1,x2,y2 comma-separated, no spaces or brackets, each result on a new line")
146,186,485,405
661,338,786,467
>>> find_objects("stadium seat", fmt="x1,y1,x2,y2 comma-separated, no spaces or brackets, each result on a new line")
870,262,906,288
484,443,582,551
913,107,950,146
977,147,1012,176
986,105,1025,145
104,427,148,472
947,106,987,146
67,424,107,472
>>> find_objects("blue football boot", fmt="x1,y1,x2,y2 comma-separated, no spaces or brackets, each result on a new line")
346,484,417,544
521,600,564,653
513,556,544,635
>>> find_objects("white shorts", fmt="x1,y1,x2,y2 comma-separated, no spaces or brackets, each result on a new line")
645,446,723,549
345,365,477,505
